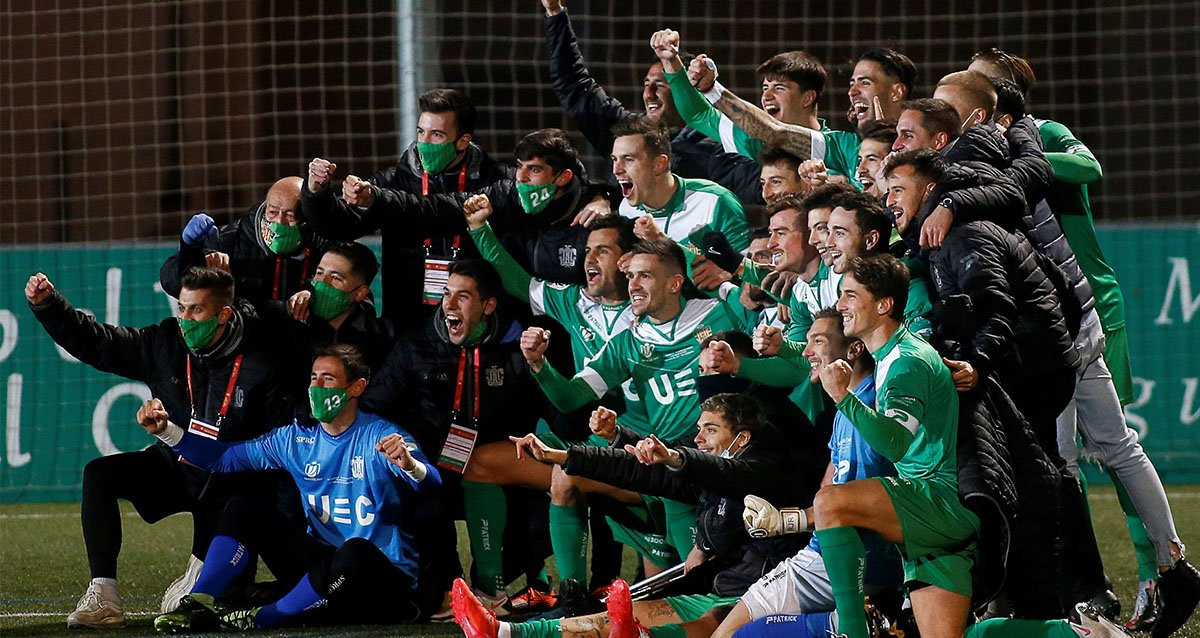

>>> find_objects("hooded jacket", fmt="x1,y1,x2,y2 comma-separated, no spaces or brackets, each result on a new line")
563,422,812,597
360,308,543,459
160,202,333,313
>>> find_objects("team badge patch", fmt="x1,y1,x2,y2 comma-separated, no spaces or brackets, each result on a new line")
485,365,505,387
580,327,595,342
304,462,321,478
558,244,578,268
694,325,712,343
350,455,365,480
640,343,655,359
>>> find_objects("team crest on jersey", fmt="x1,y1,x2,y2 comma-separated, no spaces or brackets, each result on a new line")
640,343,656,359
485,366,505,387
350,455,365,480
304,462,321,478
234,387,244,408
548,282,571,290
694,325,712,343
580,327,596,342
558,244,578,268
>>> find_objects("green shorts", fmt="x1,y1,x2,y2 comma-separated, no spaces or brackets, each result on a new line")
605,495,684,569
1103,325,1134,406
877,476,979,597
663,593,741,622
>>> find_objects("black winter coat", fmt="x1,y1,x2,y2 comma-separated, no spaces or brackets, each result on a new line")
160,203,332,314
271,302,399,392
297,143,509,330
30,292,296,442
360,309,544,460
544,10,764,205
928,219,1080,384
563,424,813,597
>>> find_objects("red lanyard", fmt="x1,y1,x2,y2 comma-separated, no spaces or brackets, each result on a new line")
186,354,244,425
452,347,481,422
271,248,311,300
422,163,469,196
424,234,462,256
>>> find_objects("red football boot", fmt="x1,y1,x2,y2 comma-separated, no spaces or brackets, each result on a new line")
451,578,500,638
605,579,649,638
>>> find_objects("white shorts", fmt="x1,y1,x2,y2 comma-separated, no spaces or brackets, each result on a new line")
740,547,834,620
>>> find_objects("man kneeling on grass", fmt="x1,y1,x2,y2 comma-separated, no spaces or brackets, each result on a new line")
144,344,442,632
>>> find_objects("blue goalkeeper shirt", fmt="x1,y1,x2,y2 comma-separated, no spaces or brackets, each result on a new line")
171,410,440,582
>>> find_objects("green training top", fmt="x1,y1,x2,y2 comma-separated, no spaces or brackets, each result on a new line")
836,326,959,486
619,174,751,253
1034,117,1126,333
533,297,750,443
664,68,861,184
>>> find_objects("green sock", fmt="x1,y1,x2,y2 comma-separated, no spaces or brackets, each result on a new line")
550,503,590,583
463,480,507,595
1111,470,1158,580
514,618,560,638
662,499,697,562
648,623,687,638
814,526,869,638
966,617,1077,638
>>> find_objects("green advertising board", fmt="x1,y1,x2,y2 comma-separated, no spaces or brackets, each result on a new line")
1,225,1198,501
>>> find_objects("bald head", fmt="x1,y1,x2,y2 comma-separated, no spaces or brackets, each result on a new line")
264,176,303,227
934,70,998,126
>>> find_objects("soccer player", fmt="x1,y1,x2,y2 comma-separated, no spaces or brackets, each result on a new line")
146,344,442,631
463,194,647,591
160,177,329,315
612,119,750,252
808,254,977,638
27,267,296,627
302,89,508,330
520,239,754,564
758,146,808,203
855,120,897,198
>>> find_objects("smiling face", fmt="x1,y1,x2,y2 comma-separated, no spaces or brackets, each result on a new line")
759,162,805,203
748,236,773,266
856,139,891,196
642,63,680,125
626,253,682,318
893,109,942,153
836,272,890,340
884,164,932,235
760,77,809,124
441,273,497,345
612,134,665,206
693,410,745,455
827,206,876,274
807,206,834,266
583,228,627,300
801,316,849,384
848,59,902,126
767,208,815,272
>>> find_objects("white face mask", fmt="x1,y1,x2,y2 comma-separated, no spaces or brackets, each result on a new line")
719,433,747,458
959,108,985,134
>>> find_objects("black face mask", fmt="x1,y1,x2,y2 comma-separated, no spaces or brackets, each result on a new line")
697,373,752,402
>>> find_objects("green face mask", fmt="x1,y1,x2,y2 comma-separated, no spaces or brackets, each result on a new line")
309,385,351,423
310,280,355,321
515,180,559,214
267,222,303,255
179,315,221,350
417,140,459,174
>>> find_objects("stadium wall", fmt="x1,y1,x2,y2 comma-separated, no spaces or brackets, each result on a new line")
1,224,1198,502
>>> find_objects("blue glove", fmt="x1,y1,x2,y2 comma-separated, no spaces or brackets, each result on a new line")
182,214,217,246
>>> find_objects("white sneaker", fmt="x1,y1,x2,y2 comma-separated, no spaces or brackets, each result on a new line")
160,555,204,613
1070,602,1133,637
431,586,509,622
66,581,125,628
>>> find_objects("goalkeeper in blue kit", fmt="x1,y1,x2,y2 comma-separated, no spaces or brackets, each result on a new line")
145,344,442,632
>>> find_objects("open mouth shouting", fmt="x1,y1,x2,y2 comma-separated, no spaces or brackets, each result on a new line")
617,178,635,200
763,102,781,118
645,100,663,117
444,312,466,341
849,100,870,122
585,266,602,287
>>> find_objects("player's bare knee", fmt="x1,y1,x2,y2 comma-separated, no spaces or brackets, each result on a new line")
550,465,580,505
813,483,850,528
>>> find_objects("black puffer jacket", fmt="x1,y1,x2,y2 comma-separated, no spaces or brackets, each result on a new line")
955,377,1064,616
297,143,509,331
30,292,296,442
360,308,543,458
942,121,1094,334
160,203,332,313
269,301,399,392
544,9,764,205
563,424,812,597
928,219,1080,384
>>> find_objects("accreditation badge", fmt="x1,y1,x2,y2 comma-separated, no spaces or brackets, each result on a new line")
422,258,452,306
436,421,478,473
187,417,220,441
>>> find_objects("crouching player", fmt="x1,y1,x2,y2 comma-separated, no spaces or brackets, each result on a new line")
145,344,442,632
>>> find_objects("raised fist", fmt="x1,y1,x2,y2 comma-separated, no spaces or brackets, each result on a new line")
818,359,853,402
687,54,718,93
342,175,374,208
182,214,217,246
699,340,740,375
136,398,170,435
462,194,493,230
752,325,783,357
797,158,829,188
649,29,682,72
308,158,337,192
541,0,564,16
633,214,666,242
520,327,551,371
376,433,417,472
24,272,55,306
589,406,618,442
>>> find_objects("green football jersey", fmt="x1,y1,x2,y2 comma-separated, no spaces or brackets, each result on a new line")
839,326,960,486
576,298,750,442
619,174,751,253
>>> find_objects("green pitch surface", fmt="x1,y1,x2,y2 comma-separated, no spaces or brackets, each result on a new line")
3,487,1198,637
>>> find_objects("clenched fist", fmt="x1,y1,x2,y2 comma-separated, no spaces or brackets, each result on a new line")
342,175,374,207
308,158,337,192
743,494,809,538
520,327,551,371
462,194,493,230
24,272,55,306
137,398,170,435
649,29,683,72
699,340,740,375
589,406,618,442
752,325,783,357
817,359,853,402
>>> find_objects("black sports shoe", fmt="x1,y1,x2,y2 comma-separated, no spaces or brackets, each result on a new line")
153,593,222,634
1126,579,1160,632
1088,588,1123,622
1152,558,1200,638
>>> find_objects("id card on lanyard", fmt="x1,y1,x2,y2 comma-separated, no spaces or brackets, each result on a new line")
438,348,480,473
185,354,243,442
421,164,469,306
